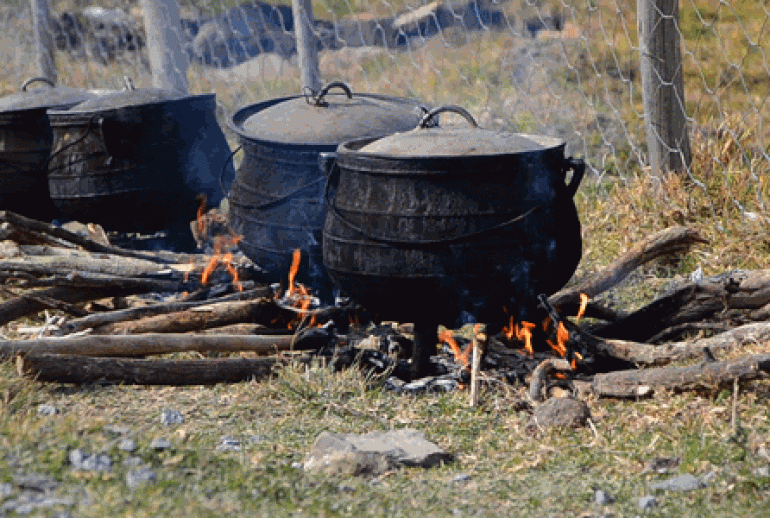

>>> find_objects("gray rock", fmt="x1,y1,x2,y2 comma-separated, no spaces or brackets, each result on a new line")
755,467,770,477
451,473,472,484
14,474,58,492
103,425,130,436
216,435,242,451
594,489,613,505
0,482,12,498
304,429,453,477
126,468,157,489
160,409,184,426
69,449,112,472
528,397,591,430
118,438,137,452
123,456,143,467
37,404,59,416
644,456,681,474
649,473,707,492
150,438,172,451
638,495,658,509
2,492,75,514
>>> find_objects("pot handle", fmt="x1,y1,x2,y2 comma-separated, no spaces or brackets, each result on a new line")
304,81,353,106
419,105,478,129
21,77,55,91
220,145,241,195
564,157,585,198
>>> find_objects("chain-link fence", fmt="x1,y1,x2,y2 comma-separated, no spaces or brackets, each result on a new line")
3,0,770,215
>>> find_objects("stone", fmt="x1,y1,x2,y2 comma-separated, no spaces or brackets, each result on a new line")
638,495,658,509
304,429,453,477
451,473,472,484
126,468,157,489
37,404,60,416
160,409,184,426
1,493,75,514
594,489,613,505
150,438,172,451
118,438,138,452
649,473,707,492
528,397,591,430
216,435,242,451
14,474,58,492
69,449,112,472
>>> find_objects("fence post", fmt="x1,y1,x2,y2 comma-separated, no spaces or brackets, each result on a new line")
31,0,56,83
637,0,691,175
291,0,321,92
139,0,188,93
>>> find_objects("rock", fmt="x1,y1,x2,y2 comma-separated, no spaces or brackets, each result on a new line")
37,404,59,416
0,482,12,498
304,429,453,477
216,435,242,451
755,467,770,477
638,495,658,509
126,468,157,489
1,493,75,514
644,456,681,474
451,473,472,484
594,489,613,505
118,439,138,452
649,473,707,492
150,438,173,451
69,449,112,472
14,474,58,492
527,397,591,431
160,409,184,426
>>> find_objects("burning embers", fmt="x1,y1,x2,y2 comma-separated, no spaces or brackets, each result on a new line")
280,249,319,330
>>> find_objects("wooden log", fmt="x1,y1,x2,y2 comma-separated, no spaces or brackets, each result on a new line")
17,354,281,385
0,251,181,278
61,286,273,334
549,226,706,312
90,299,285,335
591,354,770,398
0,333,299,358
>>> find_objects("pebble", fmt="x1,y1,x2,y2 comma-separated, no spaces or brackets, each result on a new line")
160,409,184,426
37,404,59,416
150,438,173,451
118,439,138,452
649,473,706,492
126,468,157,489
594,489,613,505
638,495,658,509
0,482,13,498
755,467,770,477
216,435,242,451
1,493,75,514
338,483,355,493
123,456,144,467
451,473,472,484
14,474,58,492
69,449,113,472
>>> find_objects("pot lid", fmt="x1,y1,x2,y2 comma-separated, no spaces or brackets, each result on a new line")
356,105,564,157
0,77,93,113
64,79,188,113
239,81,429,146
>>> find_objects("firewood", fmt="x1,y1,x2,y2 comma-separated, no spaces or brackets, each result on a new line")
16,353,285,385
0,250,184,278
0,333,299,359
90,299,286,335
61,286,273,335
590,354,770,398
596,269,770,342
549,226,707,312
528,357,572,402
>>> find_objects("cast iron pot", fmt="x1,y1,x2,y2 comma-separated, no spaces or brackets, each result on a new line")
322,106,585,377
226,81,430,295
47,80,232,240
0,78,95,220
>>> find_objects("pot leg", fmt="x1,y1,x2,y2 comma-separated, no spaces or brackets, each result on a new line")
410,320,438,380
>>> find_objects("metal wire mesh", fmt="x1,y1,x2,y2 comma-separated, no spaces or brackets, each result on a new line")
2,0,769,213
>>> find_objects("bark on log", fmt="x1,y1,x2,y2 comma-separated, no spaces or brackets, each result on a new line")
596,269,770,342
62,286,273,334
549,226,706,311
0,333,299,358
592,322,770,365
91,299,286,335
0,251,182,278
18,354,281,385
591,354,770,397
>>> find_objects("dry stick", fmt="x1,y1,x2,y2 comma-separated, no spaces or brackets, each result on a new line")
62,286,273,335
549,226,707,310
593,321,770,365
90,298,283,335
0,333,298,358
528,358,572,402
17,353,285,385
591,353,770,398
469,332,486,407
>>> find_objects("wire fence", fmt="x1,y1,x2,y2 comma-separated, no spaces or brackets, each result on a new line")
3,0,770,216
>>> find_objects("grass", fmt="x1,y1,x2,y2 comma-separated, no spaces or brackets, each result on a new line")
2,0,770,516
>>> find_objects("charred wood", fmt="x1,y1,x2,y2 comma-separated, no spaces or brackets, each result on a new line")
17,353,281,385
591,354,770,398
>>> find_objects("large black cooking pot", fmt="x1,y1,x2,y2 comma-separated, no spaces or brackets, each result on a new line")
0,78,95,220
323,106,585,375
227,82,430,294
47,80,231,239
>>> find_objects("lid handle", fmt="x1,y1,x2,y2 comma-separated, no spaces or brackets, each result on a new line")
419,105,478,129
303,81,353,106
21,77,55,91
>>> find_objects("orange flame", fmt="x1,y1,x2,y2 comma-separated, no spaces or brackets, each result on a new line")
199,234,244,291
284,249,318,329
439,329,470,368
287,248,301,297
547,322,569,357
195,194,207,238
576,293,589,322
514,321,536,356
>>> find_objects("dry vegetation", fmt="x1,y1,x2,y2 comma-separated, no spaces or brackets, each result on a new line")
1,0,770,516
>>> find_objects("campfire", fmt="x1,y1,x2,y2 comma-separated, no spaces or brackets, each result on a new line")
0,210,769,404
